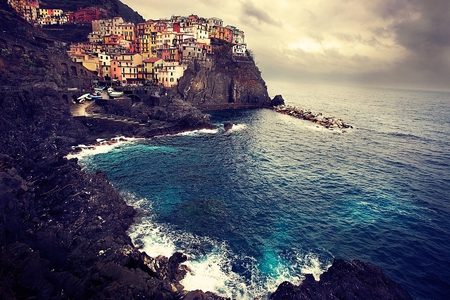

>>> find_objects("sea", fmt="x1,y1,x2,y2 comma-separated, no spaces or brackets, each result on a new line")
71,81,450,299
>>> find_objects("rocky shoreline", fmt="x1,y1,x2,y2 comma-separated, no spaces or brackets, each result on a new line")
274,104,353,131
0,2,412,298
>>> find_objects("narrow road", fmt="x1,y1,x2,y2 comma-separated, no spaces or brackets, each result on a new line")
70,101,93,117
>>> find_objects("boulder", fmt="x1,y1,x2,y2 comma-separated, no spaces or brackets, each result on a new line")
270,259,412,300
223,122,234,131
271,94,285,107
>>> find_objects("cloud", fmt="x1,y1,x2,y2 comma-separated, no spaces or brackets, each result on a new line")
393,0,450,51
240,1,281,27
365,0,450,89
117,0,450,90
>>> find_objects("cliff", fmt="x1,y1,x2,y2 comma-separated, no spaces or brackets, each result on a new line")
174,42,272,110
0,1,411,299
0,2,216,298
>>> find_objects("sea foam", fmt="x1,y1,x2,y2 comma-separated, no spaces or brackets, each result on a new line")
66,136,140,160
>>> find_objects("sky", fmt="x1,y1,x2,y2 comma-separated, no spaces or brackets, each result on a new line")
121,0,450,91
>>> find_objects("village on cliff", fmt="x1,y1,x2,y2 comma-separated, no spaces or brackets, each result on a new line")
7,0,248,88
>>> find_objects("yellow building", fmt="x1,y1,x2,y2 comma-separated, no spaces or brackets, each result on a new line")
143,57,164,83
137,35,157,58
118,23,135,41
81,54,100,73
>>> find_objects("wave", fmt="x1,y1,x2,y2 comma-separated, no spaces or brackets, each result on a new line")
65,136,141,160
357,127,434,143
175,128,219,136
122,190,330,300
227,123,248,132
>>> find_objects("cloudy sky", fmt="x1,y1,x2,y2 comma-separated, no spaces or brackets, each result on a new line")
121,0,450,91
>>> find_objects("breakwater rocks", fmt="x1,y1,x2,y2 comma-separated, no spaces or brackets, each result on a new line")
274,104,353,131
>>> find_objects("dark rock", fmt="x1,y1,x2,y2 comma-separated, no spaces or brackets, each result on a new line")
271,94,285,107
223,122,234,131
174,43,271,110
270,259,412,300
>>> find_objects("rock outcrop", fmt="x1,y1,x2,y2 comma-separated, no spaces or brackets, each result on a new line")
270,259,412,300
174,42,272,110
82,96,216,139
271,94,285,107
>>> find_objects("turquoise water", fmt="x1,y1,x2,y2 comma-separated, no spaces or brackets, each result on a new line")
75,81,450,299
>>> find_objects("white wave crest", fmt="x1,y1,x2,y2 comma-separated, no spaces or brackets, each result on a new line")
227,123,247,132
66,137,141,160
175,128,219,136
117,192,331,299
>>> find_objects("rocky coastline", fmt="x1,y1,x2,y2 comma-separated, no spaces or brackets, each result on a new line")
271,95,353,131
274,104,353,131
0,2,411,299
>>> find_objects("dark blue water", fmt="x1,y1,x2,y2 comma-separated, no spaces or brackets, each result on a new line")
74,81,450,299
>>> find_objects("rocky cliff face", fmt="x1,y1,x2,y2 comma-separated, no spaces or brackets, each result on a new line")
0,3,216,299
0,2,411,299
174,42,272,110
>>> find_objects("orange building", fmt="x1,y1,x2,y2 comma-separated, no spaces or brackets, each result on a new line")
110,59,122,82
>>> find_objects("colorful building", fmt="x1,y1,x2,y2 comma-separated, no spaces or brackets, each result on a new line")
65,13,246,87
118,23,135,41
158,61,186,88
110,53,143,84
98,52,111,79
143,57,164,83
69,7,107,23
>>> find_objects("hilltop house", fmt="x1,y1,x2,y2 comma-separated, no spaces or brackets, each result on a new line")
66,14,245,87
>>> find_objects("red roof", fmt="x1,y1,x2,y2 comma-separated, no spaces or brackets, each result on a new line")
144,57,163,63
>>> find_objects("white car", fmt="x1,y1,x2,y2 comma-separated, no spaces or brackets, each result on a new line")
77,93,90,103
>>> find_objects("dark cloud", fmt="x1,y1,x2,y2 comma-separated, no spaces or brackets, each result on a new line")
357,0,450,90
332,32,393,49
393,0,450,51
369,0,416,20
240,1,281,26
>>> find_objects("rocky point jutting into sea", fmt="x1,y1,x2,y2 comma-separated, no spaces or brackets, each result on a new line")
0,1,411,299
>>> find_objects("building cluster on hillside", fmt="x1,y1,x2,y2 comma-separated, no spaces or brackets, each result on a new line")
67,15,247,88
7,0,107,25
7,1,248,88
